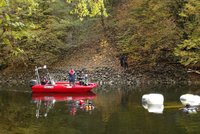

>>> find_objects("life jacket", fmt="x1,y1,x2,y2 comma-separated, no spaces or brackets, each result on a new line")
69,69,75,75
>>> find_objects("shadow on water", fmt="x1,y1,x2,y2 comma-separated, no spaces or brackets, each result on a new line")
1,84,200,134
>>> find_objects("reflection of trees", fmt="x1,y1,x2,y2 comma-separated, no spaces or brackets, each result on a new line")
94,90,122,124
175,112,200,133
0,91,36,133
2,85,200,134
0,90,97,134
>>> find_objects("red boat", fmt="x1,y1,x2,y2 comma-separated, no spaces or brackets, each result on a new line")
30,65,97,93
31,81,97,93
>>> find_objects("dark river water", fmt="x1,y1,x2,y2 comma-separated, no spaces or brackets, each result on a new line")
1,84,200,134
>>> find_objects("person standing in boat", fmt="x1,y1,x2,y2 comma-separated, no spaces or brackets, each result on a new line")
68,68,76,86
84,74,89,86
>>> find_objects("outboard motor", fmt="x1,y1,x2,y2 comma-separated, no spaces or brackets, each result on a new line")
30,79,38,87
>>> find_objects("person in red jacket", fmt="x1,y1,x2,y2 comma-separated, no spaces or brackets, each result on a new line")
68,68,76,86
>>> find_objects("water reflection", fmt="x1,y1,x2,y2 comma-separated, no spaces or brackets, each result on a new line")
142,103,164,114
179,104,199,114
32,92,96,118
1,84,200,134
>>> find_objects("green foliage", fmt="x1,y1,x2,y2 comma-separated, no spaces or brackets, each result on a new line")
0,0,89,68
0,0,6,7
66,0,108,20
174,38,200,66
173,0,200,66
0,0,34,67
113,0,200,70
0,0,199,72
115,0,180,65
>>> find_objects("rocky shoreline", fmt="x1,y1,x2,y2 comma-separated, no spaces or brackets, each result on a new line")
0,65,195,88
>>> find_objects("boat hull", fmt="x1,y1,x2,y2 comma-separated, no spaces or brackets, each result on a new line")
180,94,200,106
142,93,164,105
32,82,97,93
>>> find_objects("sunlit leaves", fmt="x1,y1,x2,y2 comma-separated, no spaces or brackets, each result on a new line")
175,0,200,66
0,0,6,7
11,22,25,30
3,38,12,47
0,0,37,66
174,38,200,65
179,0,200,17
66,0,108,20
11,48,24,57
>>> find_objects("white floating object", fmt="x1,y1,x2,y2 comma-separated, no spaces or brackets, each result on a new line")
180,94,200,106
142,93,164,114
142,93,164,105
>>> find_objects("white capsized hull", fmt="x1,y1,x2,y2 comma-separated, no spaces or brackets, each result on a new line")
180,94,200,106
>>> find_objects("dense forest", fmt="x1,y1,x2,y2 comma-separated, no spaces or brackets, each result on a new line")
0,0,200,80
